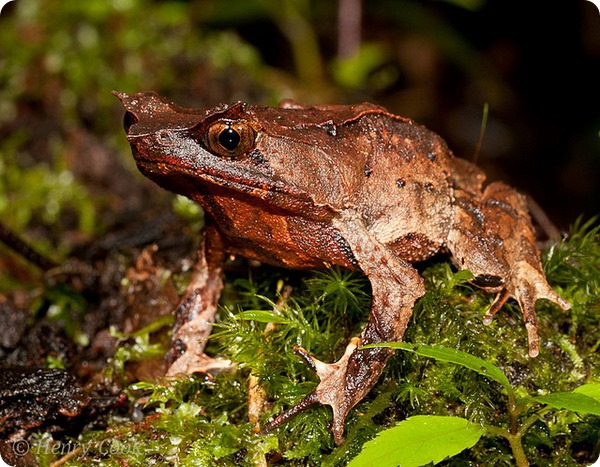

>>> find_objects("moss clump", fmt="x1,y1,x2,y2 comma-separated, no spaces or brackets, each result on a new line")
31,218,599,466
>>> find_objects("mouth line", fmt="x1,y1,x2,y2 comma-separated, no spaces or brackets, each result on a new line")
134,157,301,200
134,157,337,222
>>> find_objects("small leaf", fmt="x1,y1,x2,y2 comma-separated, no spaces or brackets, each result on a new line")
534,392,600,416
362,342,512,394
348,416,484,467
573,383,600,401
450,269,476,283
235,310,289,324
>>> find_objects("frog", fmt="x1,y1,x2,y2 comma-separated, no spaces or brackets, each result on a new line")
114,91,570,444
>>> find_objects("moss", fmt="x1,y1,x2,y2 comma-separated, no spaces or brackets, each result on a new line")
28,218,599,466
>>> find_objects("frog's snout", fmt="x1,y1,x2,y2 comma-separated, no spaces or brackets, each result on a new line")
112,91,139,135
123,110,139,134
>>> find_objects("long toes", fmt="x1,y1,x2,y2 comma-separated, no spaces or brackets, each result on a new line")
263,338,361,445
482,271,570,359
546,289,571,311
261,392,320,435
482,289,510,325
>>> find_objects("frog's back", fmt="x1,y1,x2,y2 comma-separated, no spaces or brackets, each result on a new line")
249,104,459,263
348,112,458,263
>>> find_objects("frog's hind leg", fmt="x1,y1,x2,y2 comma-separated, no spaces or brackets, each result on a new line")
448,181,570,357
263,209,425,444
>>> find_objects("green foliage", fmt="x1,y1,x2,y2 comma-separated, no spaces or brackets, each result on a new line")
214,266,370,400
363,342,512,395
362,342,600,467
533,386,600,416
0,0,269,267
37,282,90,347
106,316,173,383
544,216,600,302
0,0,265,131
348,415,485,467
0,142,96,262
303,266,371,321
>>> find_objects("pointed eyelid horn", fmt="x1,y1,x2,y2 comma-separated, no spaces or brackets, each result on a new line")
112,91,210,136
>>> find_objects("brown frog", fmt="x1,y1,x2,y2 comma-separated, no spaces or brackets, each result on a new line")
115,91,570,444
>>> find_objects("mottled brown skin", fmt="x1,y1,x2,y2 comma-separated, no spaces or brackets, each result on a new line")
115,92,570,444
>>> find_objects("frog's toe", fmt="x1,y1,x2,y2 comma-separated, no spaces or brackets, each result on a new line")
545,289,571,311
166,351,232,376
482,262,570,358
262,338,362,445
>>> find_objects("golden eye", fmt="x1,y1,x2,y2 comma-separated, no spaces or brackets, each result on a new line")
206,121,256,158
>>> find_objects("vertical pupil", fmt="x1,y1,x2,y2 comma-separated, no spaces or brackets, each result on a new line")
219,127,240,150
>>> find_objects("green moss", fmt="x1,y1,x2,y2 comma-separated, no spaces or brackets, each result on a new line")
30,218,599,465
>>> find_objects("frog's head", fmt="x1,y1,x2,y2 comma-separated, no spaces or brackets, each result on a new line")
115,92,291,198
115,92,255,156
114,91,337,218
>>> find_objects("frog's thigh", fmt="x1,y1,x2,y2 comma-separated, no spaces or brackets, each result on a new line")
448,181,547,286
448,182,569,357
475,182,569,307
447,188,511,286
476,181,543,279
333,211,425,342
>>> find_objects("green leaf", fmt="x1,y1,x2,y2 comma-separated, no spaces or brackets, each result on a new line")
450,269,476,284
534,391,600,416
235,310,289,324
348,416,484,467
362,342,512,394
573,383,600,401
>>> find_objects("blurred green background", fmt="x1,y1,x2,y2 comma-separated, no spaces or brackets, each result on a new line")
0,0,599,262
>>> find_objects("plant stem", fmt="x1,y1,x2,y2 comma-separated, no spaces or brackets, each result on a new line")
486,426,530,467
504,392,530,466
507,389,519,435
506,433,530,467
488,392,539,467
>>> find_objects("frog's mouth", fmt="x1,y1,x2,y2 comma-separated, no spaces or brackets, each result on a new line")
133,156,336,221
135,155,280,197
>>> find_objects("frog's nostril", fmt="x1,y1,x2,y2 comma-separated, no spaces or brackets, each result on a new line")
123,111,138,133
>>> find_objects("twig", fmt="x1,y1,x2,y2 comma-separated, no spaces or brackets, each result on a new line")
0,221,57,271
472,102,489,165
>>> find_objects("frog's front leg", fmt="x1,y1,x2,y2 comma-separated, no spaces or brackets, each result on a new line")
165,226,229,376
264,210,425,445
448,181,570,357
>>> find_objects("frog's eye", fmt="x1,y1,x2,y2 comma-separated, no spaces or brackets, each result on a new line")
206,121,256,158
